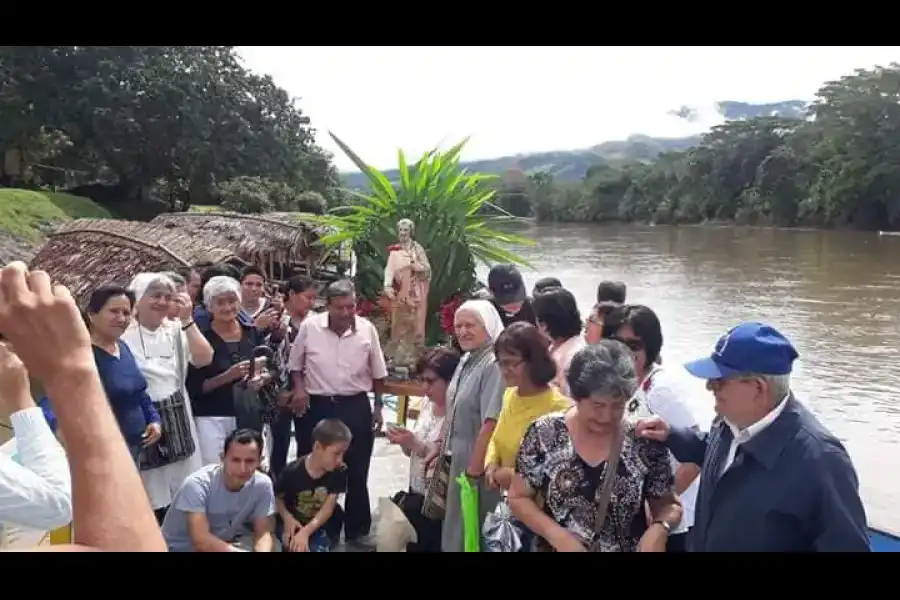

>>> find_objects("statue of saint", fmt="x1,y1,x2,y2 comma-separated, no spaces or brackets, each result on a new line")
383,218,431,350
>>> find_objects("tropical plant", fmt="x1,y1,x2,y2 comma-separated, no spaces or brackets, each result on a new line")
317,133,532,345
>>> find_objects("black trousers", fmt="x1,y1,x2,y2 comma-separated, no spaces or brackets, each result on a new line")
295,393,374,540
667,530,690,552
392,490,443,552
269,408,304,480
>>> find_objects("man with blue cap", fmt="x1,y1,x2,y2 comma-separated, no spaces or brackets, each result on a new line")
636,322,870,552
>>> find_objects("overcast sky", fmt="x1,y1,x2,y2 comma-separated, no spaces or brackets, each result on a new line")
238,46,900,172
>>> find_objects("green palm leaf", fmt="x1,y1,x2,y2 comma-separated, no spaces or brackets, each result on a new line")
325,133,533,344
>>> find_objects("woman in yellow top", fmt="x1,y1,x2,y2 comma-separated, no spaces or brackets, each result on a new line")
485,322,572,491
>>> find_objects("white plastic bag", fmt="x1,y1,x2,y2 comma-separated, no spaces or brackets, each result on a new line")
374,496,417,552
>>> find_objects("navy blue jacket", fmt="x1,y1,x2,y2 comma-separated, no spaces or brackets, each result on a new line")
667,395,870,552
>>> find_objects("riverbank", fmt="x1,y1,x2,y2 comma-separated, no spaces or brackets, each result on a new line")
0,188,112,265
528,217,892,234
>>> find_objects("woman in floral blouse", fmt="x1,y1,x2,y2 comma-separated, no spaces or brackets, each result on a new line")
509,340,682,552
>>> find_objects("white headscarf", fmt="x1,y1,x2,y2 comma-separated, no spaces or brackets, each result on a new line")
455,299,505,342
129,272,176,302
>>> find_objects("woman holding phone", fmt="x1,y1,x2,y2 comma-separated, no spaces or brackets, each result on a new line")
186,276,270,465
385,346,460,552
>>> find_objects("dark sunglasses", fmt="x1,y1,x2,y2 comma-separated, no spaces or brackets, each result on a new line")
610,336,645,353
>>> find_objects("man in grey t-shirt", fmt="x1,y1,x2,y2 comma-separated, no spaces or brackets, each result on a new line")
162,429,276,552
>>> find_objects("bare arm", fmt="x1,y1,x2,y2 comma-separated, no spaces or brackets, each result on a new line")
202,370,238,394
0,264,164,552
674,463,701,495
183,323,214,368
300,494,338,538
252,516,275,553
508,473,575,548
186,512,234,553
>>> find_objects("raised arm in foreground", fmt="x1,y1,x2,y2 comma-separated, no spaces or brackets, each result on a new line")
0,262,165,552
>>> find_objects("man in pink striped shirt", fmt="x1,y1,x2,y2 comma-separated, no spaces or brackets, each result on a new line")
288,280,387,547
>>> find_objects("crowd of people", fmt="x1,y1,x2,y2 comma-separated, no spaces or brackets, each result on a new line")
0,256,874,552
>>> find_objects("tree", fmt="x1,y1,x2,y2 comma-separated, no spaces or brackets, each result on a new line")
0,46,339,213
521,63,900,231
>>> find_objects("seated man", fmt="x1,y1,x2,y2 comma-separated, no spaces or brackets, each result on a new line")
161,428,275,552
276,418,350,553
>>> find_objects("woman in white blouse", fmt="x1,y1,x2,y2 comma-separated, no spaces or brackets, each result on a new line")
385,346,460,552
122,272,214,524
0,343,71,549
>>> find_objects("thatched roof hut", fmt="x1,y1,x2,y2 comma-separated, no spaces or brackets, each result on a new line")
150,212,350,282
29,211,354,307
29,221,190,306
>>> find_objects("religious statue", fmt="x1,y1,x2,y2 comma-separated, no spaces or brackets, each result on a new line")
383,219,431,358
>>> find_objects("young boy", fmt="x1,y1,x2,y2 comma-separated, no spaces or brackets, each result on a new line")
275,418,351,552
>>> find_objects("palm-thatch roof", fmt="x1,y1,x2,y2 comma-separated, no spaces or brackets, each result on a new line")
150,212,349,280
29,222,190,306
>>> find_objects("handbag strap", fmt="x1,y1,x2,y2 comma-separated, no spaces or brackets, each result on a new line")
593,420,625,535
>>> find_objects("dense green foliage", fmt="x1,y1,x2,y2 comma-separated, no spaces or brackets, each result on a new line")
0,46,339,217
319,134,531,344
493,65,900,230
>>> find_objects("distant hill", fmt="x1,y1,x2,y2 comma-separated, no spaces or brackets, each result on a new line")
340,100,807,187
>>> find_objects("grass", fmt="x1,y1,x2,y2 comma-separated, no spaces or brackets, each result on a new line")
0,188,112,241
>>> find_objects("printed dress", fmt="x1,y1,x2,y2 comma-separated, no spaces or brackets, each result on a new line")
515,413,674,552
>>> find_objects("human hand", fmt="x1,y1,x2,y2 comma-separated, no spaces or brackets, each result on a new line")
0,262,94,388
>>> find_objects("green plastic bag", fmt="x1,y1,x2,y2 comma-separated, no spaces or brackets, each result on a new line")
456,474,481,552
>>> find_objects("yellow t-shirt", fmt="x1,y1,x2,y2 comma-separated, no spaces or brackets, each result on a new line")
485,386,572,468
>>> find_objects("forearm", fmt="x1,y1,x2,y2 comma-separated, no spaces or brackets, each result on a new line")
46,365,164,552
194,532,235,553
509,494,571,545
674,463,700,495
253,531,274,553
202,372,234,393
184,325,213,366
301,503,335,537
276,498,296,528
466,420,496,475
648,494,683,526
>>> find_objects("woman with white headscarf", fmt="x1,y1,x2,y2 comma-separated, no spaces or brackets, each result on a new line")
186,276,270,466
121,272,214,523
425,299,506,552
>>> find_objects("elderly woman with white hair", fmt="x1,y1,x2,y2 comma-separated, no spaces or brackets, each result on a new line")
424,299,506,553
186,276,269,465
121,272,214,523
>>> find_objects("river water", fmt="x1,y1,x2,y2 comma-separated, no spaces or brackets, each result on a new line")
478,223,900,533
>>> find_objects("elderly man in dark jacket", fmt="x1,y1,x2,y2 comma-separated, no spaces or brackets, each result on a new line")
636,322,870,552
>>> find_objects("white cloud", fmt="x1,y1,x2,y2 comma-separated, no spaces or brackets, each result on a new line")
238,46,900,171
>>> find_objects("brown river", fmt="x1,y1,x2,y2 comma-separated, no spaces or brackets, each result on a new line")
479,223,900,533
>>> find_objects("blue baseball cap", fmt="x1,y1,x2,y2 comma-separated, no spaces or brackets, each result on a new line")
684,322,799,379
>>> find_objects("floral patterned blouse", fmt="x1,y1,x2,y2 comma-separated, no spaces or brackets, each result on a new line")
515,412,674,552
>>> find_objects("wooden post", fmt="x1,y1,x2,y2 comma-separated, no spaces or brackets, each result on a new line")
396,394,409,427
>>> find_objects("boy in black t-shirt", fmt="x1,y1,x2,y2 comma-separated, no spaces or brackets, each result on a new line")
275,418,351,552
